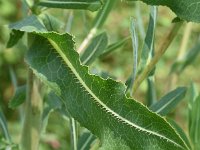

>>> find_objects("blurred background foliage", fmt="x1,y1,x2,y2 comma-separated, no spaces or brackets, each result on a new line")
0,0,200,149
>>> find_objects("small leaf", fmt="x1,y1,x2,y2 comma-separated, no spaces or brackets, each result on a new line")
7,30,24,48
8,85,26,109
78,131,96,150
39,0,102,11
150,87,187,116
80,32,108,65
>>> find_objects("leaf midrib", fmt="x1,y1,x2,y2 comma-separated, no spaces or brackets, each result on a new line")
48,38,185,149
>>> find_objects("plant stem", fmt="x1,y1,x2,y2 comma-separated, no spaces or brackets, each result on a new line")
20,69,43,150
177,22,192,61
70,117,78,150
78,28,97,53
132,21,183,93
167,22,192,90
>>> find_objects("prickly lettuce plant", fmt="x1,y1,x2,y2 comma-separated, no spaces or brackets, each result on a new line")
1,0,200,150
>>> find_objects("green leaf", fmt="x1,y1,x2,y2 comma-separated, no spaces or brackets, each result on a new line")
100,37,130,57
126,18,139,95
138,6,157,74
146,76,157,106
8,85,26,109
188,84,200,150
126,0,200,23
39,0,102,11
39,14,64,32
93,0,116,29
25,32,189,149
188,83,198,129
78,131,96,150
7,30,24,48
150,87,187,116
80,32,108,65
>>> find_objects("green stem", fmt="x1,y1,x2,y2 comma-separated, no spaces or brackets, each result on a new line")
20,69,43,150
132,21,183,93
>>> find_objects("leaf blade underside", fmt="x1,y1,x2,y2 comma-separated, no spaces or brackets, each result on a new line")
25,32,188,150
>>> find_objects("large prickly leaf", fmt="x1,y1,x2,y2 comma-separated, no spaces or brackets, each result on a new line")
126,0,200,23
24,31,189,149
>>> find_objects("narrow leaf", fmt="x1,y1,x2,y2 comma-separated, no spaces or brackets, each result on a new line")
150,87,187,116
188,83,198,129
126,18,138,95
25,32,188,149
138,6,157,73
9,85,26,109
93,0,116,29
39,0,102,11
80,32,108,65
188,84,200,150
100,37,130,57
